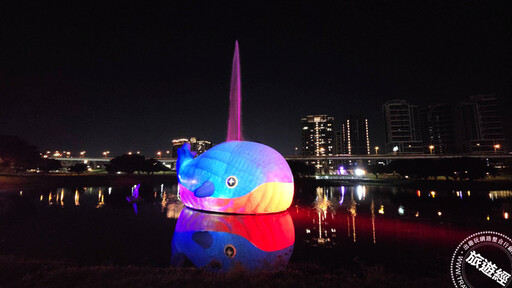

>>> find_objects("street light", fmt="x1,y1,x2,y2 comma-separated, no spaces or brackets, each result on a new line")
429,145,434,155
103,151,110,158
375,146,379,154
494,144,501,152
80,151,86,158
157,151,162,158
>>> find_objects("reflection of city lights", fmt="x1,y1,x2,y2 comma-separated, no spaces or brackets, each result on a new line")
437,211,442,216
415,211,419,217
339,186,345,205
430,191,436,198
504,212,509,220
19,191,23,196
306,229,311,234
74,190,80,206
378,205,384,215
398,205,405,216
486,215,490,221
417,190,421,197
356,185,365,200
467,191,471,196
40,194,43,201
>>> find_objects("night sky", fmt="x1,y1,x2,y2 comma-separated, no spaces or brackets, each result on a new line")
1,1,511,156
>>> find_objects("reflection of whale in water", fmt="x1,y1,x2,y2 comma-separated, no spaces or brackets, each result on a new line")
177,141,294,214
171,208,295,272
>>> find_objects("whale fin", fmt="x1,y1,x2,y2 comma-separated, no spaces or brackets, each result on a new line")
194,181,215,198
177,143,195,175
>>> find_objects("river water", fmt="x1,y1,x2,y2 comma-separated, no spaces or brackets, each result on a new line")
1,182,511,280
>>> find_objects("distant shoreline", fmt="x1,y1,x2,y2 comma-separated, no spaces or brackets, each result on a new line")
2,173,512,191
0,173,177,190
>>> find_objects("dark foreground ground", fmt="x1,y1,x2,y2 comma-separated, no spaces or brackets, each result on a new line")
0,255,451,288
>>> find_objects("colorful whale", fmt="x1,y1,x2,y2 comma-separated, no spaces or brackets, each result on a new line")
171,208,295,272
177,141,294,214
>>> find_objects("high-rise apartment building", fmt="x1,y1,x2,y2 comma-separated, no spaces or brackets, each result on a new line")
455,94,505,153
301,115,335,174
382,99,423,153
419,104,457,154
342,114,370,155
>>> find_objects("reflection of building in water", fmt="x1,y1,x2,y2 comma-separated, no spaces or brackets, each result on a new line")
348,189,357,242
300,185,378,247
305,187,337,246
96,189,104,208
371,200,376,244
489,190,512,200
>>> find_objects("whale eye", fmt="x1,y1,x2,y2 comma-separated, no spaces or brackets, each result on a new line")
224,244,236,258
226,176,238,188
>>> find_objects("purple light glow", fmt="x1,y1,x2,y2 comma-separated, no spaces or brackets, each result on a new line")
339,166,347,175
227,40,243,142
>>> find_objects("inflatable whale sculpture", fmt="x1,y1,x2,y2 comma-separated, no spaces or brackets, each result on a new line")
171,208,295,272
177,141,294,214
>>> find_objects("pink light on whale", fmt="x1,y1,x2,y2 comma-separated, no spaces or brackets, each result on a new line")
227,40,243,141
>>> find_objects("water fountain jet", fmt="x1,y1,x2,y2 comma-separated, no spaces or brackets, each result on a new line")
227,40,243,141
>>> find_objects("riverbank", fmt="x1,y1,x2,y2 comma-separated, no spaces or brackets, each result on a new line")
296,175,512,190
0,173,177,190
0,255,451,288
2,173,512,191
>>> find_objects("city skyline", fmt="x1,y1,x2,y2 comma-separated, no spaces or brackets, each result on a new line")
1,1,510,155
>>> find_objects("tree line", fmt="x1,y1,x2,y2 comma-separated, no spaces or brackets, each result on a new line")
368,158,497,180
1,135,169,174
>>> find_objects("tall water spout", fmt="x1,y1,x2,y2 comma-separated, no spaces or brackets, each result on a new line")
227,41,243,141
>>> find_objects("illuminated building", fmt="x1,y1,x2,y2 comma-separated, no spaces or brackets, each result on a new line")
382,99,423,153
342,114,370,155
171,137,213,158
301,115,335,174
189,137,213,156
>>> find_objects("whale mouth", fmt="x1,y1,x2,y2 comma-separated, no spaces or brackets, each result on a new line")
193,181,215,198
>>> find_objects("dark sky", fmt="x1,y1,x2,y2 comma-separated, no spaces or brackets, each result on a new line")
1,1,511,156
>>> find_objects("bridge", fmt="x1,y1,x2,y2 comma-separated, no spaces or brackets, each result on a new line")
55,157,178,169
284,153,512,161
55,153,512,169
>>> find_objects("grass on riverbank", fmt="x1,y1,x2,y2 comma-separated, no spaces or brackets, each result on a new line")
0,255,452,288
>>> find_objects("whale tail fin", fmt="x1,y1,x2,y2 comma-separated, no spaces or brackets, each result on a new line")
177,143,195,176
